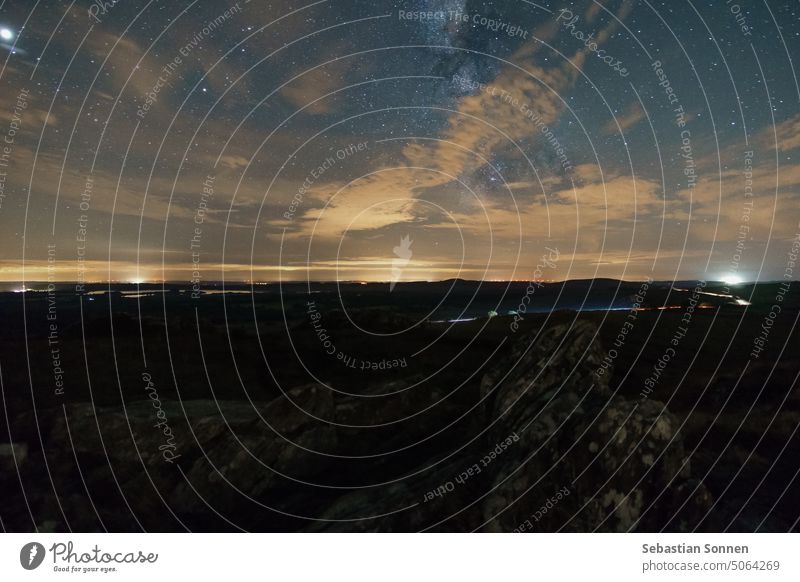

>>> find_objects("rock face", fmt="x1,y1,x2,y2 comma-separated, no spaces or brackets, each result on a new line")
0,321,711,532
479,320,711,532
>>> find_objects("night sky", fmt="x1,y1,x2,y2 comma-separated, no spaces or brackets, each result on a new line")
0,0,798,284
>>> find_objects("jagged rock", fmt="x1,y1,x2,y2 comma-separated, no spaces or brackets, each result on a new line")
479,321,712,531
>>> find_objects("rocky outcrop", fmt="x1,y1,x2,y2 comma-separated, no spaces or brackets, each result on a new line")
307,321,712,531
480,321,711,531
1,385,336,531
0,321,712,532
167,384,336,520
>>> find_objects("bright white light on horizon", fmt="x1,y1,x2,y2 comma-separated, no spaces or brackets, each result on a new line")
723,275,742,285
0,28,14,41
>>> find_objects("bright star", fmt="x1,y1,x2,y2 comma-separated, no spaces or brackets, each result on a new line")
0,28,14,41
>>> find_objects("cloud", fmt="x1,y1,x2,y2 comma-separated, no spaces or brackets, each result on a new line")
276,0,640,260
603,101,644,135
759,114,800,152
280,59,354,115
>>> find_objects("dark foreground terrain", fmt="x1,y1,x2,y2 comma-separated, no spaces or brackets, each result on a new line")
0,279,798,531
